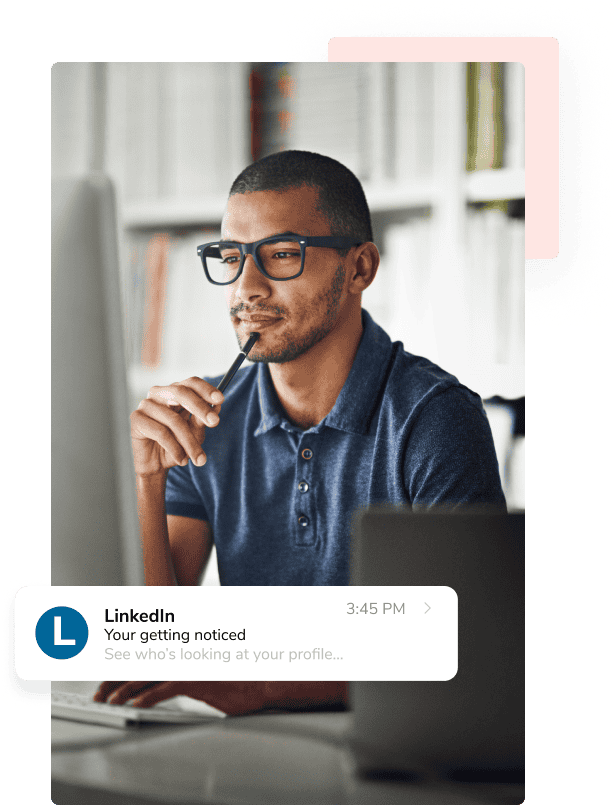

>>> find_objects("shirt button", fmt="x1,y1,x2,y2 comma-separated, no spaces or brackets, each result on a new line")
298,481,309,493
301,448,313,460
298,515,309,527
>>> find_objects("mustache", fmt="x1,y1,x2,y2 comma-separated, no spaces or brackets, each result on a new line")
230,303,287,317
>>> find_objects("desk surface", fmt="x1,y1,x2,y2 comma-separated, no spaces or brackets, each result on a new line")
52,711,524,805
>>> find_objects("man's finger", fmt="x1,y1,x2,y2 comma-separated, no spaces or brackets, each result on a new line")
93,681,126,702
174,377,224,408
149,380,224,425
132,404,206,466
105,681,161,705
131,682,180,708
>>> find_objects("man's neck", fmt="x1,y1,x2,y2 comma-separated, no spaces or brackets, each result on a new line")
268,308,363,430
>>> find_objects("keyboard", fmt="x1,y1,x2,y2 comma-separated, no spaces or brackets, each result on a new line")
51,691,224,729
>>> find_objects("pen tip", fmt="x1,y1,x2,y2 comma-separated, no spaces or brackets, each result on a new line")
241,331,260,356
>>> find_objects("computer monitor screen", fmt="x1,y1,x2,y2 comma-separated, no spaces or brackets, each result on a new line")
52,175,140,585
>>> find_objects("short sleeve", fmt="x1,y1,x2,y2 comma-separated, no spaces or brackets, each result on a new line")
404,387,507,509
165,464,209,521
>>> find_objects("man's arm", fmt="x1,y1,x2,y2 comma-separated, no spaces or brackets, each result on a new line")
168,516,213,586
405,388,507,508
130,376,224,585
137,473,177,585
262,681,348,712
137,478,213,586
94,681,348,714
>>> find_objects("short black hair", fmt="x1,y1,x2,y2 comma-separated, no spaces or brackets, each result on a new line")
229,150,373,243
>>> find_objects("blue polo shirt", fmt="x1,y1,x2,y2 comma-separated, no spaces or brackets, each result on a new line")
165,310,505,585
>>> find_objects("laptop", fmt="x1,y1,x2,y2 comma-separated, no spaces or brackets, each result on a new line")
349,507,524,783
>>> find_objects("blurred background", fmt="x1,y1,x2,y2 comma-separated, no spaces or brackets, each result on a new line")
51,62,524,586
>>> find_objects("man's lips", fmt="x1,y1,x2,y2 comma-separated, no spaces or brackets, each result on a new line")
236,314,283,328
238,315,281,321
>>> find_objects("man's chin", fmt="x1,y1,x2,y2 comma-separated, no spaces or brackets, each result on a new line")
243,347,298,365
234,322,333,365
237,335,312,365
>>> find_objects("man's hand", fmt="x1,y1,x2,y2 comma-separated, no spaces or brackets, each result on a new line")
94,681,268,715
94,681,348,715
130,378,225,477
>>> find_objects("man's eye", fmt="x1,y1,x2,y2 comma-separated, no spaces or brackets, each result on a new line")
221,254,240,264
272,251,299,259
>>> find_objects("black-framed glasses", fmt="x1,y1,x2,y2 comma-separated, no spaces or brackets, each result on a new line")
197,234,362,285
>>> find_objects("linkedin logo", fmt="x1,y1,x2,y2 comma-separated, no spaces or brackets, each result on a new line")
35,607,88,659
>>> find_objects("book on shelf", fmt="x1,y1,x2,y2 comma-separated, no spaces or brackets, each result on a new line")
466,62,505,172
465,205,525,372
466,61,525,175
503,62,525,170
140,232,170,369
393,63,435,184
119,229,154,368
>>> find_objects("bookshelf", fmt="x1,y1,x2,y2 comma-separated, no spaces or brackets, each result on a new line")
99,61,524,405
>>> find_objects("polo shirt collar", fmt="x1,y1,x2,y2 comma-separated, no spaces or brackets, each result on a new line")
254,310,394,437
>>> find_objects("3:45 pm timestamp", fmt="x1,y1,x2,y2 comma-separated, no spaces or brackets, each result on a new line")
346,603,405,615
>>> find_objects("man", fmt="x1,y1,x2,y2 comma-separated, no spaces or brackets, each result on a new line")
95,150,505,712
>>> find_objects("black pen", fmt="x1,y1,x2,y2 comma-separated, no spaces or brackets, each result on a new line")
216,332,261,395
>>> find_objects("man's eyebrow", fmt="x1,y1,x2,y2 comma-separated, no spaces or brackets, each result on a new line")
220,231,304,244
249,232,304,241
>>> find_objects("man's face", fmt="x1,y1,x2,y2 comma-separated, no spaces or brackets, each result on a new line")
221,185,350,364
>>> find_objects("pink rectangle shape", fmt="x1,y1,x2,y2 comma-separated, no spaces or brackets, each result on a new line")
329,37,558,259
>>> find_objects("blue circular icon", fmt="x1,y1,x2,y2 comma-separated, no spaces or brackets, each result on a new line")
35,607,88,659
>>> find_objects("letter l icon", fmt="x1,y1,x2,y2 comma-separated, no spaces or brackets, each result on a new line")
54,616,76,646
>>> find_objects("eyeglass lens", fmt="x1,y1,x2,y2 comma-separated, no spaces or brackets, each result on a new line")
203,240,303,283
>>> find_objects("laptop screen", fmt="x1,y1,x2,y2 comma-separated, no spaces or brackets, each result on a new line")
349,508,524,783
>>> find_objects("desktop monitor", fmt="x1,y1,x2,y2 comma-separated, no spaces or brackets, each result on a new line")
52,174,140,585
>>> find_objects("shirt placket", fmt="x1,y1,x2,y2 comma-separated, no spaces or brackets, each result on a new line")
294,435,317,546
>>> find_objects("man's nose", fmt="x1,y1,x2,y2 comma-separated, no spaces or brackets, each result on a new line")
233,253,271,303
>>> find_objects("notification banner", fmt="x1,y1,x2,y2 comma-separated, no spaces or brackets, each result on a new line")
15,586,457,681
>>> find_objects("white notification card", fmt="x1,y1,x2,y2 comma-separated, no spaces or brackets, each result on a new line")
15,586,457,681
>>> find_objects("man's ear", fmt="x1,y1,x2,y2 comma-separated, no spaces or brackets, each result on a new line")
348,242,380,294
